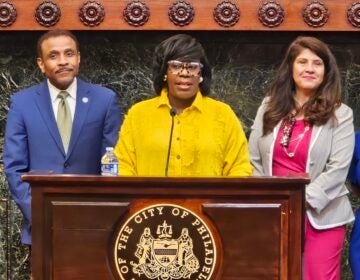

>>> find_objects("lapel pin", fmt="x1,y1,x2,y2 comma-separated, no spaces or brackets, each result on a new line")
82,97,89,103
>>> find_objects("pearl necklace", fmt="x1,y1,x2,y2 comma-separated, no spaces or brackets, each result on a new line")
282,126,310,158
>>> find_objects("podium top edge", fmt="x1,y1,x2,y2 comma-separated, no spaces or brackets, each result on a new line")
21,173,311,185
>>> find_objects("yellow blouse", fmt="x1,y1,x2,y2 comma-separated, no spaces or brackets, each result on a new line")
114,88,252,177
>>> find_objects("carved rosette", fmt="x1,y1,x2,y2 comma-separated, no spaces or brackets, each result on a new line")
347,1,360,28
258,1,285,28
213,1,240,27
35,1,61,27
0,1,16,27
123,0,150,27
79,1,105,27
303,0,329,27
168,0,194,27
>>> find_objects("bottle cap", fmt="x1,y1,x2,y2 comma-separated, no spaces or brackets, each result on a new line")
106,147,114,151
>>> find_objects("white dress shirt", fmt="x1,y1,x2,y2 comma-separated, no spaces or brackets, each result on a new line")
48,78,77,121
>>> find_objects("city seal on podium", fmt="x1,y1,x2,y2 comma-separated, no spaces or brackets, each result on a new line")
113,204,217,280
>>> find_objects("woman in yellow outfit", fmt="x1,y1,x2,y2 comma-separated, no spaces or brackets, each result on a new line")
114,34,252,177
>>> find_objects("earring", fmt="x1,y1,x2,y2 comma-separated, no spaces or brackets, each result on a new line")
163,75,167,82
199,77,203,83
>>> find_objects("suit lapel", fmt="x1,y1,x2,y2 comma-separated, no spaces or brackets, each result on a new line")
67,79,91,158
308,125,323,156
35,80,65,155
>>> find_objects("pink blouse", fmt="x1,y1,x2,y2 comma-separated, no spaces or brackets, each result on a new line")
273,119,313,176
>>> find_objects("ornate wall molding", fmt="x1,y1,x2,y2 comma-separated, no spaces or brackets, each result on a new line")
0,1,16,27
303,0,329,27
347,1,360,28
123,0,150,27
0,0,358,31
258,1,285,28
168,0,194,27
213,1,240,27
79,1,105,27
35,1,61,27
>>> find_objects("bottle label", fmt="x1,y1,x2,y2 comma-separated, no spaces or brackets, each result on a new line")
101,163,119,176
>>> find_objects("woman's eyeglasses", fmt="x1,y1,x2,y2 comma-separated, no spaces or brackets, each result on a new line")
167,60,203,76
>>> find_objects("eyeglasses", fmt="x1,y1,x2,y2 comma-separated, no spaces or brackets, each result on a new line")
167,60,203,76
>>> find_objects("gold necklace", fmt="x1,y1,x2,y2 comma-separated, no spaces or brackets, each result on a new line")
282,126,310,158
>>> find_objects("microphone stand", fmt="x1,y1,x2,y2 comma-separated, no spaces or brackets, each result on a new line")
165,108,176,176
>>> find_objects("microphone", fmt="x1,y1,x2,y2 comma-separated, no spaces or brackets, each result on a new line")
165,108,177,176
170,108,177,117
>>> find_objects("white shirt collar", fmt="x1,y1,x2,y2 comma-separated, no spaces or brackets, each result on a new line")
48,78,77,103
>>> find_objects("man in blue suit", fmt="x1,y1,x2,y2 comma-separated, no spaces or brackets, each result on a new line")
348,132,360,279
3,30,122,245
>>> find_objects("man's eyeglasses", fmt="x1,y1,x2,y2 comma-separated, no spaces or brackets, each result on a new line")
167,60,203,76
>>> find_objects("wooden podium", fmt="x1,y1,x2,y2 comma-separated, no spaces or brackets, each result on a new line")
22,174,309,280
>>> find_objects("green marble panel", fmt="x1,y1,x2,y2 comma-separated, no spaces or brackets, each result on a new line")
0,199,8,280
0,31,359,140
8,200,30,280
0,173,30,280
0,31,359,280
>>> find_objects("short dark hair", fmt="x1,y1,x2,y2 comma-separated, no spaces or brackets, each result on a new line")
37,29,79,58
152,34,212,96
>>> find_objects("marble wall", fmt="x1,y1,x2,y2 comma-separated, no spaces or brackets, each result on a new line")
0,31,359,279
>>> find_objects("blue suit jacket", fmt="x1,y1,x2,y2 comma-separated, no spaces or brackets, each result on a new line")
348,132,360,279
3,78,122,244
348,132,360,186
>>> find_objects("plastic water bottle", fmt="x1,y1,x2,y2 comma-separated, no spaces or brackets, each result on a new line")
101,147,119,176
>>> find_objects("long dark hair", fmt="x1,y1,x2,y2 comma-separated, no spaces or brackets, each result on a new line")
263,36,341,135
152,34,212,96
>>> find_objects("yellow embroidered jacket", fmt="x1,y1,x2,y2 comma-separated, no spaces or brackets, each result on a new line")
115,88,252,177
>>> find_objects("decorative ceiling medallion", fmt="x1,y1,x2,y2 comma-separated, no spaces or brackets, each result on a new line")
258,1,285,28
347,1,360,28
303,0,329,27
0,1,17,27
123,0,150,27
79,1,105,27
35,1,61,27
168,0,194,27
213,1,240,27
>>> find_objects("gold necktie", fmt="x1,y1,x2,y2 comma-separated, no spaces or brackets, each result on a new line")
57,91,72,153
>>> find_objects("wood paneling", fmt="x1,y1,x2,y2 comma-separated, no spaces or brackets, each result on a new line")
0,0,359,31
